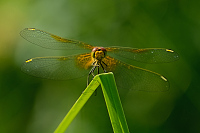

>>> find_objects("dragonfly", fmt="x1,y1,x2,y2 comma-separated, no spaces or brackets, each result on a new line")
20,28,179,92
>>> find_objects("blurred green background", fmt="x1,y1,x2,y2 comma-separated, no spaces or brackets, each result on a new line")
0,0,199,133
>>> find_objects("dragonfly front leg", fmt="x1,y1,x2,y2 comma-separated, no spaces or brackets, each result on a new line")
101,61,107,73
87,64,99,96
87,65,97,86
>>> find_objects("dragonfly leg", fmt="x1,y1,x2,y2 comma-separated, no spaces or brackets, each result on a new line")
87,65,97,86
94,65,100,96
97,65,100,74
100,61,107,73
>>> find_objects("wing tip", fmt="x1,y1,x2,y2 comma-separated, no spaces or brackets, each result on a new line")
161,75,167,81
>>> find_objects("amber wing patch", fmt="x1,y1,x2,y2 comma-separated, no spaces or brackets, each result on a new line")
75,53,93,70
102,56,119,72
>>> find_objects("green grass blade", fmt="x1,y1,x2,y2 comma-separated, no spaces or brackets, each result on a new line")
54,72,129,133
54,77,100,133
98,72,130,133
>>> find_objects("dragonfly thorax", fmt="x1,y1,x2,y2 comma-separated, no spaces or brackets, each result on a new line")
91,47,107,61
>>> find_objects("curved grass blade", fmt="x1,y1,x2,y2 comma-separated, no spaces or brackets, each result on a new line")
54,76,100,133
98,72,130,133
54,73,129,133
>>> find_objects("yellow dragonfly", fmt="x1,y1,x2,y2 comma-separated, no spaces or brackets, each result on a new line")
20,28,179,91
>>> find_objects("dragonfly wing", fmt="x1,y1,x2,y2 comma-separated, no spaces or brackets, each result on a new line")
21,53,93,80
106,46,179,63
102,56,169,91
20,28,94,50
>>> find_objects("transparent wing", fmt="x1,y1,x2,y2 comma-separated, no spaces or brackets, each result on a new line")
102,56,169,91
106,46,179,63
21,53,93,80
20,28,94,50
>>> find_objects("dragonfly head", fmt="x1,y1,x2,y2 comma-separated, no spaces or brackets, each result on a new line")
91,47,107,61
